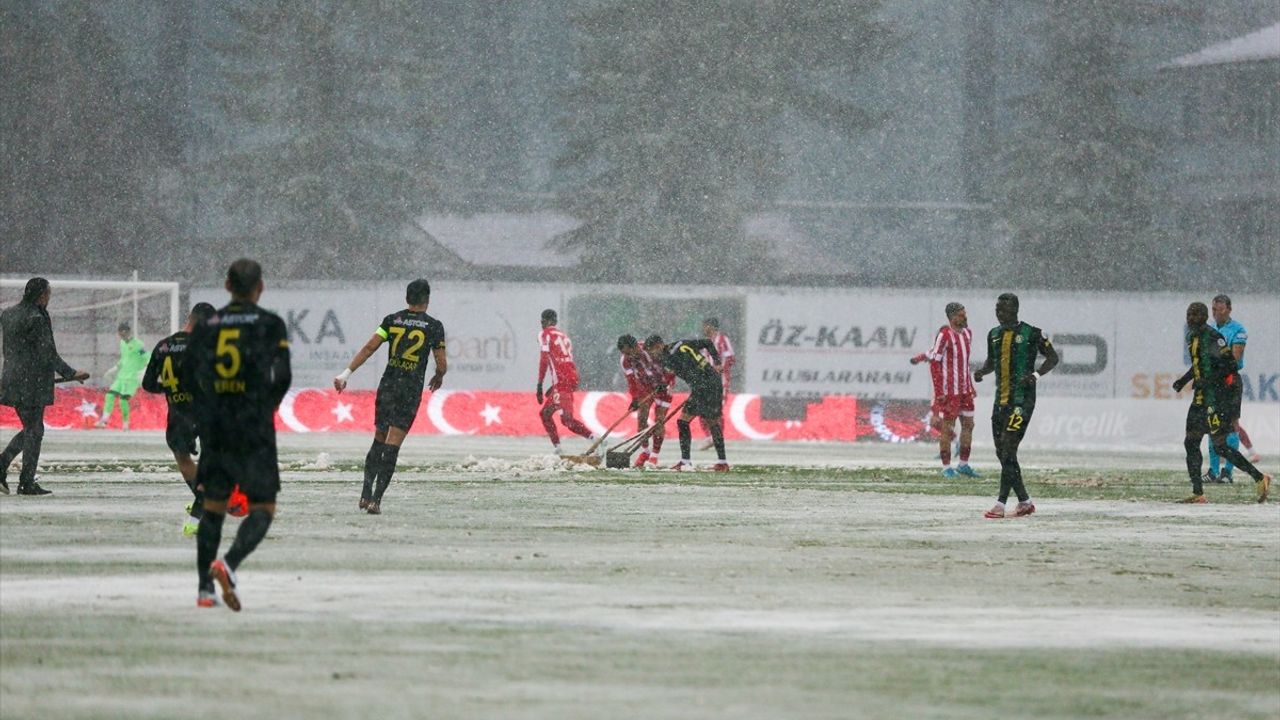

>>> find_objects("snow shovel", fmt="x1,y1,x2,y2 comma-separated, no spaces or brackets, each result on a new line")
605,400,685,469
563,391,656,466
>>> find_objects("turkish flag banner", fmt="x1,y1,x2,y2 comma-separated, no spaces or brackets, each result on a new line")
0,386,935,443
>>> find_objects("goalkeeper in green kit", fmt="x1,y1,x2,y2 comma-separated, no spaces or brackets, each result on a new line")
96,322,149,430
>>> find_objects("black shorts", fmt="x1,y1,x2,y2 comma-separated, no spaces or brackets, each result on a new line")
685,382,724,420
1186,402,1238,439
196,445,280,504
991,403,1035,442
165,413,199,456
375,388,422,433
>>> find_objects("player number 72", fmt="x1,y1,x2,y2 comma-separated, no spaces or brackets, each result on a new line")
387,326,426,362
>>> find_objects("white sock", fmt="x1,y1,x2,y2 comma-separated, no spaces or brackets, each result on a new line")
942,461,953,469
993,501,1005,510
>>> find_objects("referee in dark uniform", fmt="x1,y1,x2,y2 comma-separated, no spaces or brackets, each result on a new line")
185,259,292,610
333,279,447,515
973,293,1058,519
646,334,729,471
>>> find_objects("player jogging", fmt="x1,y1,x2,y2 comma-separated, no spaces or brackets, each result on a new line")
646,334,729,471
911,302,979,478
334,279,446,514
186,259,292,610
536,309,595,455
96,321,149,430
141,302,246,537
1173,301,1270,504
617,334,674,467
973,293,1058,519
1205,294,1258,482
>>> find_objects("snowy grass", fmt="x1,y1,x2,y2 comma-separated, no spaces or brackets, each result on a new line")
1,431,1278,719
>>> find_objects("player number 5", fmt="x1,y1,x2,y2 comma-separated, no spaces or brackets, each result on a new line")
215,328,242,379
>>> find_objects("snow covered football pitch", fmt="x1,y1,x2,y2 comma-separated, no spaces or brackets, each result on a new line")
1,432,1277,720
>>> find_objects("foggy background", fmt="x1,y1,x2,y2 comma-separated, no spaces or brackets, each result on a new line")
2,0,1277,291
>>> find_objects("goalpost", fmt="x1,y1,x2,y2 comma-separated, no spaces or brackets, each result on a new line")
0,273,181,382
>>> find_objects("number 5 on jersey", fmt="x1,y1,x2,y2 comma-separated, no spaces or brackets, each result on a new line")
216,328,242,378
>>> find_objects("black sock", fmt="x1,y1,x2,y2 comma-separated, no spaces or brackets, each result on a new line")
225,509,273,571
1185,435,1204,494
197,511,225,589
1214,439,1263,483
1008,455,1028,502
711,424,726,461
363,440,385,499
373,444,401,501
677,420,691,460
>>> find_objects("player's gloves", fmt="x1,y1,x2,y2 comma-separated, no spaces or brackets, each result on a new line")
909,353,927,365
1171,377,1188,392
536,384,544,404
973,371,984,383
629,399,641,411
655,384,667,393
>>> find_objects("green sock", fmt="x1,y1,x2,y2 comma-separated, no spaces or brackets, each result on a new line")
102,393,117,418
120,398,130,424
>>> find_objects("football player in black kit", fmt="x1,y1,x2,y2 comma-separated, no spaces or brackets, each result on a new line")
334,279,446,514
645,334,729,471
185,259,292,611
1174,301,1271,504
142,302,217,537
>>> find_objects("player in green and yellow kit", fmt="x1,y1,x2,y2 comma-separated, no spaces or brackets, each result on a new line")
973,293,1058,519
1174,301,1270,504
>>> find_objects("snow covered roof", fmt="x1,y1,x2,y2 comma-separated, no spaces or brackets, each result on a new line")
1164,23,1280,68
414,212,583,268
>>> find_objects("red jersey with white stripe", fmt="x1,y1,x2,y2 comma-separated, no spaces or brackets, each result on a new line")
620,344,671,400
702,331,736,389
538,326,579,391
924,325,973,398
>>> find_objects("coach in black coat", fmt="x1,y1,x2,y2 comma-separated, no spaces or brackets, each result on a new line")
1,277,89,495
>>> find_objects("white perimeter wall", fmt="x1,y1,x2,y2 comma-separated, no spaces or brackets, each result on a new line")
192,283,1280,452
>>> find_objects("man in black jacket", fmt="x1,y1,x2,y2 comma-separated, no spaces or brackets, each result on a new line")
1,278,90,495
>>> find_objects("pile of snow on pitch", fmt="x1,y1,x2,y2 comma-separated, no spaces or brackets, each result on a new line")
455,454,593,476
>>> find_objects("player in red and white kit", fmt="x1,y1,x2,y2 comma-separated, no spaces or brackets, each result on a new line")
910,302,980,478
536,309,595,454
698,318,735,450
617,334,674,467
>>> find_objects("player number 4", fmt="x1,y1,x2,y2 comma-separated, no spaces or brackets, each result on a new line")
157,356,181,392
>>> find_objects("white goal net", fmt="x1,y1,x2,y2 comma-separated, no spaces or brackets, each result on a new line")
0,275,181,383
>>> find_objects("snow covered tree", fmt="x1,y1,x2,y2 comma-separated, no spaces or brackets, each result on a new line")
557,0,893,283
991,0,1175,290
202,1,441,278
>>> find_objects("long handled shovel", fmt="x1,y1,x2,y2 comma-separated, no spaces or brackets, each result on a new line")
605,400,686,469
564,391,656,466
